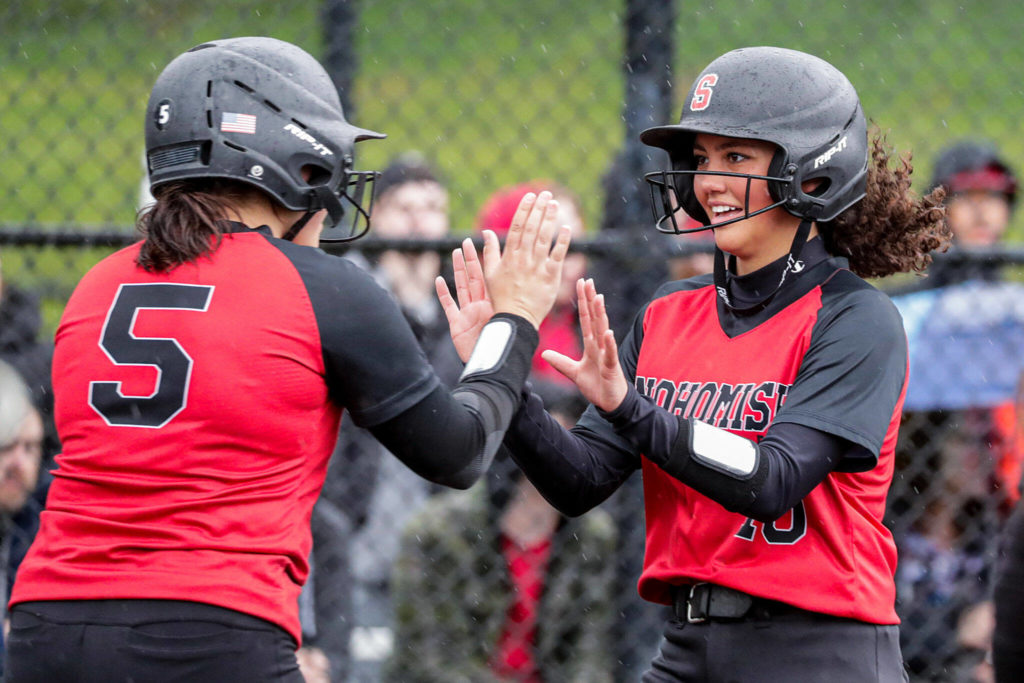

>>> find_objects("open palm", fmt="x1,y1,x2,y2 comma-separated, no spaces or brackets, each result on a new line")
541,278,629,412
435,238,495,362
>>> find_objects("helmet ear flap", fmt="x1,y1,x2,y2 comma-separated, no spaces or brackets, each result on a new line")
670,133,710,225
766,149,791,206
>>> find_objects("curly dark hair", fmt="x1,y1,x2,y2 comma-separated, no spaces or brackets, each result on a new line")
821,129,951,279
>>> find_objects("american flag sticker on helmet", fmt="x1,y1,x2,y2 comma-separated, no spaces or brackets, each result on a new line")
221,112,257,134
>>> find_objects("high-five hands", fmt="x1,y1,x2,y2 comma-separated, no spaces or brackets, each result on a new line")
436,191,572,362
541,278,629,413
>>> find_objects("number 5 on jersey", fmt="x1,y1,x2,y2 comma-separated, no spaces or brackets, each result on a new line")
89,283,214,428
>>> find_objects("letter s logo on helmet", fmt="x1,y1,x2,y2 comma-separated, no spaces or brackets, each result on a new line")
689,74,718,112
143,37,387,242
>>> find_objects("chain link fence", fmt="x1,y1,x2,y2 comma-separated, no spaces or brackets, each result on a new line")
3,1,1024,681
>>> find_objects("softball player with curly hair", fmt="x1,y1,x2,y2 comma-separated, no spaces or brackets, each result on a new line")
440,46,949,682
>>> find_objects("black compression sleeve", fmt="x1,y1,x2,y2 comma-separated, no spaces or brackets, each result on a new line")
501,387,639,517
753,424,846,519
369,385,488,488
599,384,847,521
369,313,538,489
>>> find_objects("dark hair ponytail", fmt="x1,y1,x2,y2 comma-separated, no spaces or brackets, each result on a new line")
822,129,951,278
136,179,260,272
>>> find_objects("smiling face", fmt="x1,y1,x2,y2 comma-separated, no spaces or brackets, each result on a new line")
691,133,808,274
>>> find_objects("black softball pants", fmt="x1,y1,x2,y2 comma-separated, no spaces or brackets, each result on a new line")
642,606,908,682
4,600,303,683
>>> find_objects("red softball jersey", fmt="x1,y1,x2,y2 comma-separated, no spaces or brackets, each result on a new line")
10,225,440,644
631,258,907,624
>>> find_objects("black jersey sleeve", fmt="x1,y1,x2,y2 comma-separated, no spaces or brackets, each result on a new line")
284,246,441,426
500,303,650,515
772,274,908,471
502,389,639,516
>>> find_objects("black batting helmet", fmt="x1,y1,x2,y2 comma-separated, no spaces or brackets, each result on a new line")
930,140,1017,208
640,46,868,233
145,36,385,241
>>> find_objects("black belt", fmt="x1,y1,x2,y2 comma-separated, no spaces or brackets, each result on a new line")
672,583,797,624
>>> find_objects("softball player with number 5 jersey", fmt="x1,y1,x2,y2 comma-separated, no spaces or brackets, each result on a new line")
440,46,950,682
5,37,572,683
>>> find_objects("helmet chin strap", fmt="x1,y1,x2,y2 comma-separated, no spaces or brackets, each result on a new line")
713,219,813,313
281,211,315,242
281,186,346,242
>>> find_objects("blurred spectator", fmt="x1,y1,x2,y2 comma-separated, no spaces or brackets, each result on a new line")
313,153,462,681
0,251,57,461
927,140,1023,507
297,645,332,683
0,361,47,676
950,600,995,683
927,139,1017,286
892,139,1019,680
476,181,587,399
367,152,456,341
387,393,616,682
666,213,715,282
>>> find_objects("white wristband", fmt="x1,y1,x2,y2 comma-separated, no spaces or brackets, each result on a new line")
690,419,758,477
460,319,515,380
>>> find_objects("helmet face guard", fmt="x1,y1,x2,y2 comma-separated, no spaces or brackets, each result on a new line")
644,169,794,234
312,169,380,242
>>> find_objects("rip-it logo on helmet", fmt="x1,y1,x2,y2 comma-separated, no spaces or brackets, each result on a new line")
283,123,334,157
814,135,848,169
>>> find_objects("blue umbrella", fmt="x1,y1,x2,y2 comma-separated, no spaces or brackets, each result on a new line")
892,281,1024,411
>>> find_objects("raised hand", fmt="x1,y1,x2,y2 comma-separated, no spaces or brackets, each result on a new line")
436,191,572,361
436,237,495,362
483,191,572,327
541,278,629,412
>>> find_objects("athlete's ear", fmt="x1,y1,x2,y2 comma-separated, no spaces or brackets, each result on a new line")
801,178,824,194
